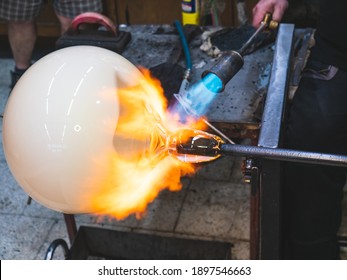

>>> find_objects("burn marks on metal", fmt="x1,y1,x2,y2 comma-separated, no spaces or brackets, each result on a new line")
210,25,275,55
120,25,274,126
203,45,274,124
121,26,181,69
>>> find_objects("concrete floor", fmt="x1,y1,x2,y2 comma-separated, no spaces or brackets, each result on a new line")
0,29,346,260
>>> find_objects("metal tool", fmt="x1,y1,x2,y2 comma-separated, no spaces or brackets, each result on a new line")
202,13,278,89
173,13,278,142
238,12,278,55
171,128,347,168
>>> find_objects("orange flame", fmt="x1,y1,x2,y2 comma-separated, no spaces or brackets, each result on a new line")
85,68,204,220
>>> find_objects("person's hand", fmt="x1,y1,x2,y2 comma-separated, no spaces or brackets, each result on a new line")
252,0,289,28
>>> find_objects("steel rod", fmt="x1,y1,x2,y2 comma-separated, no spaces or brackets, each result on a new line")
221,143,347,168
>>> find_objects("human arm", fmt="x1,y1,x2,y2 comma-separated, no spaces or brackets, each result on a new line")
252,0,289,28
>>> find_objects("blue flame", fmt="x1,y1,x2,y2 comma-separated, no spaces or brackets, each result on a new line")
169,73,223,123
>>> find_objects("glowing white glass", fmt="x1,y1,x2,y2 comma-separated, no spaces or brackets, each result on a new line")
2,46,145,213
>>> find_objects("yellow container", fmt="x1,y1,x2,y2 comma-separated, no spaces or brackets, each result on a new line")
181,0,200,25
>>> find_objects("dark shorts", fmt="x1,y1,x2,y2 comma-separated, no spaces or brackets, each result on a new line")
0,0,102,21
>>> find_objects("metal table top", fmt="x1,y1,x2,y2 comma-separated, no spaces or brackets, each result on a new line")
119,24,313,133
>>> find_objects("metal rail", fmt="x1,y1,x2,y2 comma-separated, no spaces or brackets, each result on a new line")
258,24,294,148
221,143,347,168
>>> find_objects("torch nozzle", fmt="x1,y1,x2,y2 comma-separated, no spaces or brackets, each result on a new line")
202,50,244,90
201,13,279,90
167,14,278,124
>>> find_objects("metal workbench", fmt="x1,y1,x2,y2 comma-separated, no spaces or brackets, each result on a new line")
120,24,276,141
60,23,318,259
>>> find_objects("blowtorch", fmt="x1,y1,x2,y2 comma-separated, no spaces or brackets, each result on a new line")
170,13,278,123
204,12,278,89
167,18,347,169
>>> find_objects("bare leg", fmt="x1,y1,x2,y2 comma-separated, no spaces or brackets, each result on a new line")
8,21,36,70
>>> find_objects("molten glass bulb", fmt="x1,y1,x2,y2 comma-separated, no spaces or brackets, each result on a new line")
2,45,224,218
167,128,224,163
2,46,145,214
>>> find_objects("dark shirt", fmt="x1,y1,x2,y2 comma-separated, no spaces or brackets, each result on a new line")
310,0,347,71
